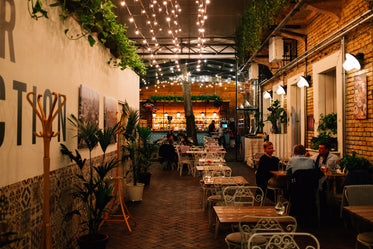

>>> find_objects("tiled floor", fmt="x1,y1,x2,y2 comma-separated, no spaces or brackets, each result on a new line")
102,149,357,249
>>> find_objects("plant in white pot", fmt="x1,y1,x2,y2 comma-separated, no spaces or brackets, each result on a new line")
121,108,149,201
60,115,119,249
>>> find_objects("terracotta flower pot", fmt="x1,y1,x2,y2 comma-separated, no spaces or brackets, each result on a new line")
77,233,109,249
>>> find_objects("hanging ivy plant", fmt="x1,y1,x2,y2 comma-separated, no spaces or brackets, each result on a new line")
27,0,146,74
236,0,293,63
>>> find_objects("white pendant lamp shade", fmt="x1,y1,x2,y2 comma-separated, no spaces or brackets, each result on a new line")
276,85,286,95
263,91,271,99
343,53,361,71
297,76,309,88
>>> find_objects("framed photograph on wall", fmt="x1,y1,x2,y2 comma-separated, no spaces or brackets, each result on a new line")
104,96,117,129
353,74,367,120
79,85,100,148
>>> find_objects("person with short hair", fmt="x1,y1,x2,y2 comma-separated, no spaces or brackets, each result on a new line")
208,120,216,135
311,142,340,172
286,144,315,177
256,141,280,199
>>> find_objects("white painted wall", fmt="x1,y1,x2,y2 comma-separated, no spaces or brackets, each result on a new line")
0,1,139,186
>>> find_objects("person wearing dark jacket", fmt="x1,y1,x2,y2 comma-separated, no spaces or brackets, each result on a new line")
256,141,279,199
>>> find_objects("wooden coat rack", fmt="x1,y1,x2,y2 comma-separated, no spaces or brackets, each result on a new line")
26,92,66,249
100,110,135,232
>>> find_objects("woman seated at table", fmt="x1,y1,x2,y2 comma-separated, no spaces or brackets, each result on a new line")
256,141,280,201
286,144,315,177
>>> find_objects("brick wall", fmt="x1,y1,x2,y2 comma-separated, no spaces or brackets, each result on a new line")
260,0,373,160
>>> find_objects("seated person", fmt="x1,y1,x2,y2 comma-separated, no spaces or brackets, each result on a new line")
286,144,315,178
256,141,280,201
158,134,178,169
311,142,340,172
287,145,323,228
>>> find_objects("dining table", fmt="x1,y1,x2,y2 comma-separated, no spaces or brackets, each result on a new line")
213,206,284,237
343,205,373,224
195,165,231,174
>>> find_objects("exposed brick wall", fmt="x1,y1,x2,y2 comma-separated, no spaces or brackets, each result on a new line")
261,0,373,159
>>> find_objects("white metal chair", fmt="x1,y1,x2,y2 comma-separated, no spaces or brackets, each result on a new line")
223,186,264,207
225,215,297,249
176,148,193,176
247,232,320,249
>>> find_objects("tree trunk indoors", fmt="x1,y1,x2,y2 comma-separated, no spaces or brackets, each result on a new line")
181,65,198,145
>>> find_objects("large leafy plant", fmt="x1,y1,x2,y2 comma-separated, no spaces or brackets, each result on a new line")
311,113,337,150
121,109,157,185
339,151,373,172
265,99,287,134
60,114,119,238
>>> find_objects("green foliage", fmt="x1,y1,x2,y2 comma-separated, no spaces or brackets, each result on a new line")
317,113,337,134
149,95,220,102
121,109,157,185
265,99,287,134
311,113,337,150
236,0,290,63
61,114,119,237
339,151,373,172
29,0,146,74
28,0,49,20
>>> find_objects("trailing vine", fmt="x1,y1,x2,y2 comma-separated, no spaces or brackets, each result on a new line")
27,0,146,74
235,0,292,63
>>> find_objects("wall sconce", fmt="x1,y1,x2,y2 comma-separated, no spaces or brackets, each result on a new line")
239,104,244,109
297,76,311,88
276,85,286,95
263,90,272,99
212,112,217,117
176,112,180,117
201,112,205,117
343,53,364,71
164,112,168,117
152,112,156,118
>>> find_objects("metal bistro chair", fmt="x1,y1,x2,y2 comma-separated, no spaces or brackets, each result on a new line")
176,147,193,176
247,232,320,249
339,185,373,249
223,186,264,207
225,215,297,249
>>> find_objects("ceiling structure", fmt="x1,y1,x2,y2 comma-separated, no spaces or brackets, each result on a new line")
112,0,250,86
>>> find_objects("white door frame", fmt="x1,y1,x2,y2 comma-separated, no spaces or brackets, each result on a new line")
287,74,306,155
312,50,343,155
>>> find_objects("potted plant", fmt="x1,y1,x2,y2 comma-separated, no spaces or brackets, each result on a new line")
311,113,338,150
265,99,287,134
60,115,119,249
121,108,146,201
340,151,373,187
136,126,158,186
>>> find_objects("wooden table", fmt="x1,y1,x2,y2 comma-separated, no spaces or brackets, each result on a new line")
343,205,373,224
196,165,231,173
213,206,281,237
203,176,248,186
